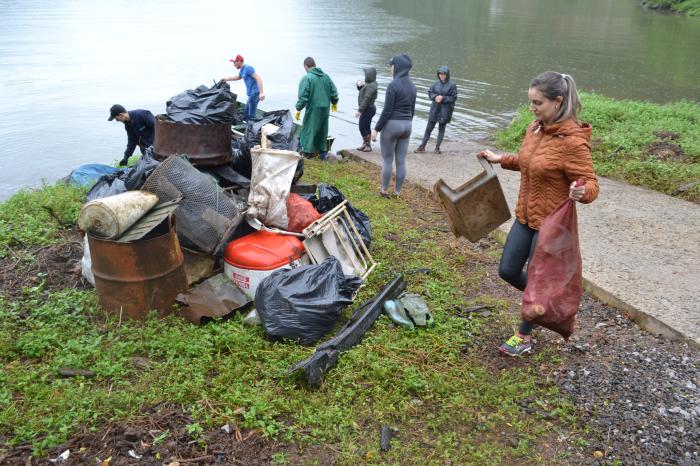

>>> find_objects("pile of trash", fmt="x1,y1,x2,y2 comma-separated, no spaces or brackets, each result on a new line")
68,82,431,387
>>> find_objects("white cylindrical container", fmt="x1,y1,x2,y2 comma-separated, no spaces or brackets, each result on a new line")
78,190,159,239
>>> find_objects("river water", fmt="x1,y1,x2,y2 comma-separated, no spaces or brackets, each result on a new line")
1,0,698,200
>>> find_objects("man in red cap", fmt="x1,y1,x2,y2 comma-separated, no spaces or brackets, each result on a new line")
220,54,265,121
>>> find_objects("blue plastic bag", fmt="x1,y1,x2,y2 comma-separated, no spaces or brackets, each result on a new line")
68,164,123,187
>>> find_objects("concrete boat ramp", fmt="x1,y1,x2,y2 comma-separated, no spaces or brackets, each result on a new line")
341,140,700,347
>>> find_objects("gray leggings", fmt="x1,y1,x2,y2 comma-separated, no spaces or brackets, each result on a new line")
379,119,412,192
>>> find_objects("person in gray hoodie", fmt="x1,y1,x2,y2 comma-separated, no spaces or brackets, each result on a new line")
371,54,417,198
415,65,458,154
355,67,378,152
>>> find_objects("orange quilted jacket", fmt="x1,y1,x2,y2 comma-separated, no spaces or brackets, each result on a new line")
500,119,599,230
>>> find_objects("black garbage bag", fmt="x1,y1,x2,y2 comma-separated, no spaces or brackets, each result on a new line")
293,158,304,184
255,256,363,345
244,110,296,150
232,105,247,126
165,81,237,124
85,172,127,201
231,140,253,179
232,110,304,182
124,146,160,190
199,164,250,189
312,184,372,249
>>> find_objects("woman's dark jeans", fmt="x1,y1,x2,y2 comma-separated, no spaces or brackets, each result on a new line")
499,220,539,335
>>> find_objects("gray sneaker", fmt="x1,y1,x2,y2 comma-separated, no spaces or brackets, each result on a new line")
498,334,533,357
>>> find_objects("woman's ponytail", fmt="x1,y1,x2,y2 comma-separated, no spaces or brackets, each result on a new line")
530,71,582,124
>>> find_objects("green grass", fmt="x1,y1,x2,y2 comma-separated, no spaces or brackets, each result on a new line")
0,163,580,463
494,92,700,202
0,183,86,257
642,0,700,15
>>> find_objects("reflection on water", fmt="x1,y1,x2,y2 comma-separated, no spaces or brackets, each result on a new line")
1,0,698,199
380,0,700,143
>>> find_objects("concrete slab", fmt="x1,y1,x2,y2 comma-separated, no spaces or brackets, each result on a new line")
340,140,700,346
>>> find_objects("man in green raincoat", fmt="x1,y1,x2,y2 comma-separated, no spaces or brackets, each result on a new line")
295,57,339,160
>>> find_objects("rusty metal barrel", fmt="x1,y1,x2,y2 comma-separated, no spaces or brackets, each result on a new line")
153,114,232,166
88,215,188,319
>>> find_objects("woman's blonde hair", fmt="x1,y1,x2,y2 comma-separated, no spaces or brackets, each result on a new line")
530,71,582,124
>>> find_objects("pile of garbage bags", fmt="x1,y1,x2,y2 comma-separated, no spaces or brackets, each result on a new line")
165,81,238,124
71,82,377,347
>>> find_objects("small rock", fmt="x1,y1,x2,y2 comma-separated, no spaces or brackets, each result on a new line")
593,450,604,459
676,181,699,194
668,407,691,420
686,381,697,390
379,425,394,451
124,428,140,442
48,449,70,464
131,357,151,370
57,368,95,378
221,424,232,434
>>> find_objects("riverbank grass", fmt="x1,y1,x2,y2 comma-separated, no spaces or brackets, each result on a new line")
495,93,700,203
642,0,700,16
0,162,581,463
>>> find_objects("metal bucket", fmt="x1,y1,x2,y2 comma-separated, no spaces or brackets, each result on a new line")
433,157,511,242
153,115,232,166
78,190,158,239
88,214,188,319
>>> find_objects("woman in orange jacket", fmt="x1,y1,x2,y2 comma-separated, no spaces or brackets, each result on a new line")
479,71,599,356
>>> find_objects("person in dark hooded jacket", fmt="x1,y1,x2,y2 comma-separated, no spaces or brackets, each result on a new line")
108,104,155,166
371,54,417,198
355,67,378,152
415,65,458,154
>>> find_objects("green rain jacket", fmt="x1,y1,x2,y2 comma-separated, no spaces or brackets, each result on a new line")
295,67,339,153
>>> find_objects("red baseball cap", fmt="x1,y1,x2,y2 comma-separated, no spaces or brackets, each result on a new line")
229,54,244,63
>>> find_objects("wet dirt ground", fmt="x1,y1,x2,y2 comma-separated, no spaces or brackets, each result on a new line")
0,229,88,301
1,404,337,465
